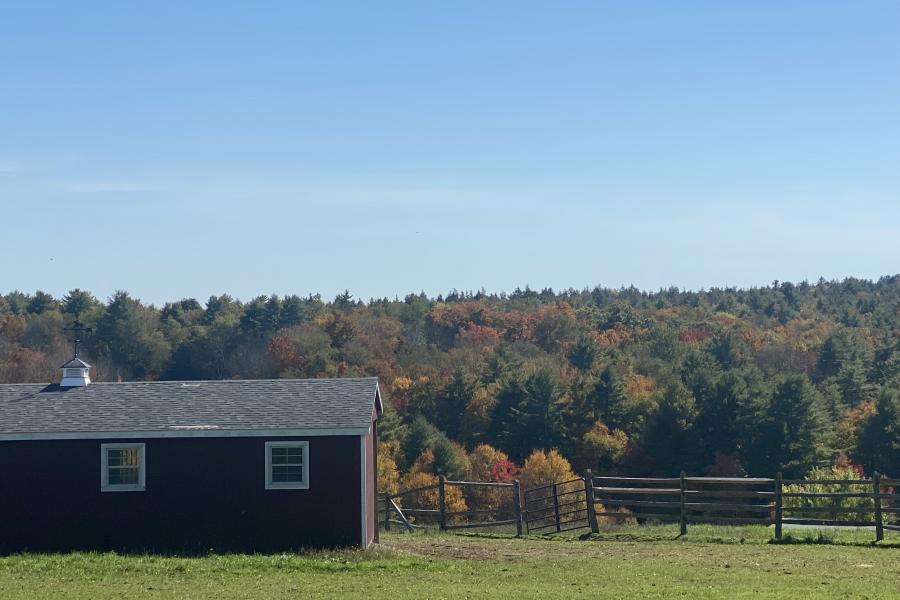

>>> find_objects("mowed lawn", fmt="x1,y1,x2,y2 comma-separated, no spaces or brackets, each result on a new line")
0,527,897,599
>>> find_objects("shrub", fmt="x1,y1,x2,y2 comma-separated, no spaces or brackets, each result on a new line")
783,463,872,523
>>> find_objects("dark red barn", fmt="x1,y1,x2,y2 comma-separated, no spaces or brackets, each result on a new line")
0,358,382,552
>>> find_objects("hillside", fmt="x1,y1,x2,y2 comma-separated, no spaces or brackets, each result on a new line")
1,277,899,483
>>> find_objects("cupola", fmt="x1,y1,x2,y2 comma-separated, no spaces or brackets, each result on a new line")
61,318,93,388
60,357,91,387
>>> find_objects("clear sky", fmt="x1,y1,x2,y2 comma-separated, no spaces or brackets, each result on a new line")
2,2,898,306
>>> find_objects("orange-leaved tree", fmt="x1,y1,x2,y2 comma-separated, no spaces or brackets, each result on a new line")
465,444,519,515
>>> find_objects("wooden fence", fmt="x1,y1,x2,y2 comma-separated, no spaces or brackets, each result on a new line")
588,471,898,541
379,471,897,542
380,476,524,535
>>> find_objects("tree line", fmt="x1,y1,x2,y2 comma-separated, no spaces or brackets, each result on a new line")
1,278,898,490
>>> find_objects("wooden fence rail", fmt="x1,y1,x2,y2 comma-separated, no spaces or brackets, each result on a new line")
379,471,897,543
379,477,524,535
590,471,897,542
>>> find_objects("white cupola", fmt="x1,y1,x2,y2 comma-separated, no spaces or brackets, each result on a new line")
61,318,93,387
60,356,91,387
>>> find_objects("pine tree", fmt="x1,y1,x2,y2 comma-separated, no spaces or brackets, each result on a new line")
435,369,475,439
506,369,566,460
857,386,900,475
642,382,698,475
62,289,99,318
566,335,598,371
760,375,834,478
593,365,629,430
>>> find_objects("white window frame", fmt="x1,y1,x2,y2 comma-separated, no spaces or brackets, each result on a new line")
265,441,309,490
100,443,146,492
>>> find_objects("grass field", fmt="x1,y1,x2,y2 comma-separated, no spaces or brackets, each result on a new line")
0,526,897,599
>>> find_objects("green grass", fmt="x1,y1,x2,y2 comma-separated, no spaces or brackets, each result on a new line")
0,528,897,599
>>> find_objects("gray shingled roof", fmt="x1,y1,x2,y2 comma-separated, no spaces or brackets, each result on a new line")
0,377,380,439
61,357,91,368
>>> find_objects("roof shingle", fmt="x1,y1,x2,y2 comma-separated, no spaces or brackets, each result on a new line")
0,377,380,438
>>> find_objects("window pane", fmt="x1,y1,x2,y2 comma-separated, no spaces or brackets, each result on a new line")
272,464,303,483
271,446,303,465
108,466,139,485
107,447,140,467
107,449,124,467
122,448,139,466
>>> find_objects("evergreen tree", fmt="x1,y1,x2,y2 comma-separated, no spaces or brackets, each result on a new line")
857,386,900,475
759,375,833,477
62,289,100,320
834,362,874,407
203,294,239,325
592,365,629,429
95,291,171,379
27,291,58,315
566,335,598,371
505,369,567,460
401,415,466,478
642,382,698,474
402,416,440,469
707,330,747,369
693,368,763,470
239,296,281,338
435,369,475,439
430,436,468,479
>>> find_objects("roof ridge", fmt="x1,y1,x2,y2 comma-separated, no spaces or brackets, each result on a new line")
0,376,379,387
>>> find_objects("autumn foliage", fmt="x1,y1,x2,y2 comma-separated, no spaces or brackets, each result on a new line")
1,280,899,500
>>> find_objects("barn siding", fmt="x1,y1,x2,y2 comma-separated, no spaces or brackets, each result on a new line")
0,435,362,553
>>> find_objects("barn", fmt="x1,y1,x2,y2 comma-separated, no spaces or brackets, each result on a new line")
0,357,382,552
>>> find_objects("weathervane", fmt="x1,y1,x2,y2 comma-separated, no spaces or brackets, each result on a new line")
63,318,92,358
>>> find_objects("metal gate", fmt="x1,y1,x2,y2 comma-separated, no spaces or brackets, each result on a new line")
523,477,590,534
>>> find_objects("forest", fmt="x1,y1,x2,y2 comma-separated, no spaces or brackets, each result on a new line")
1,278,898,494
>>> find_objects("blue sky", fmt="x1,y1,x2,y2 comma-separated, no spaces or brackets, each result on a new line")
2,2,899,306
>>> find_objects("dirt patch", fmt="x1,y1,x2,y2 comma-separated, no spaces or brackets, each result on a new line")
382,534,621,561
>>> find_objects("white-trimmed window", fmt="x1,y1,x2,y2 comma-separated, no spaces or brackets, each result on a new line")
101,443,146,492
265,441,309,489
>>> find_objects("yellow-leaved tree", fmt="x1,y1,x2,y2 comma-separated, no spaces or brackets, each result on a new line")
519,449,576,490
519,449,595,528
576,421,629,474
377,439,401,496
398,473,468,525
459,386,498,445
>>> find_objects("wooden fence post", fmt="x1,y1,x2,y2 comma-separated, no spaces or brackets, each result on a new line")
552,483,561,533
584,470,599,534
775,472,783,541
513,479,524,537
679,471,687,536
383,492,391,532
873,472,884,542
438,475,447,531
